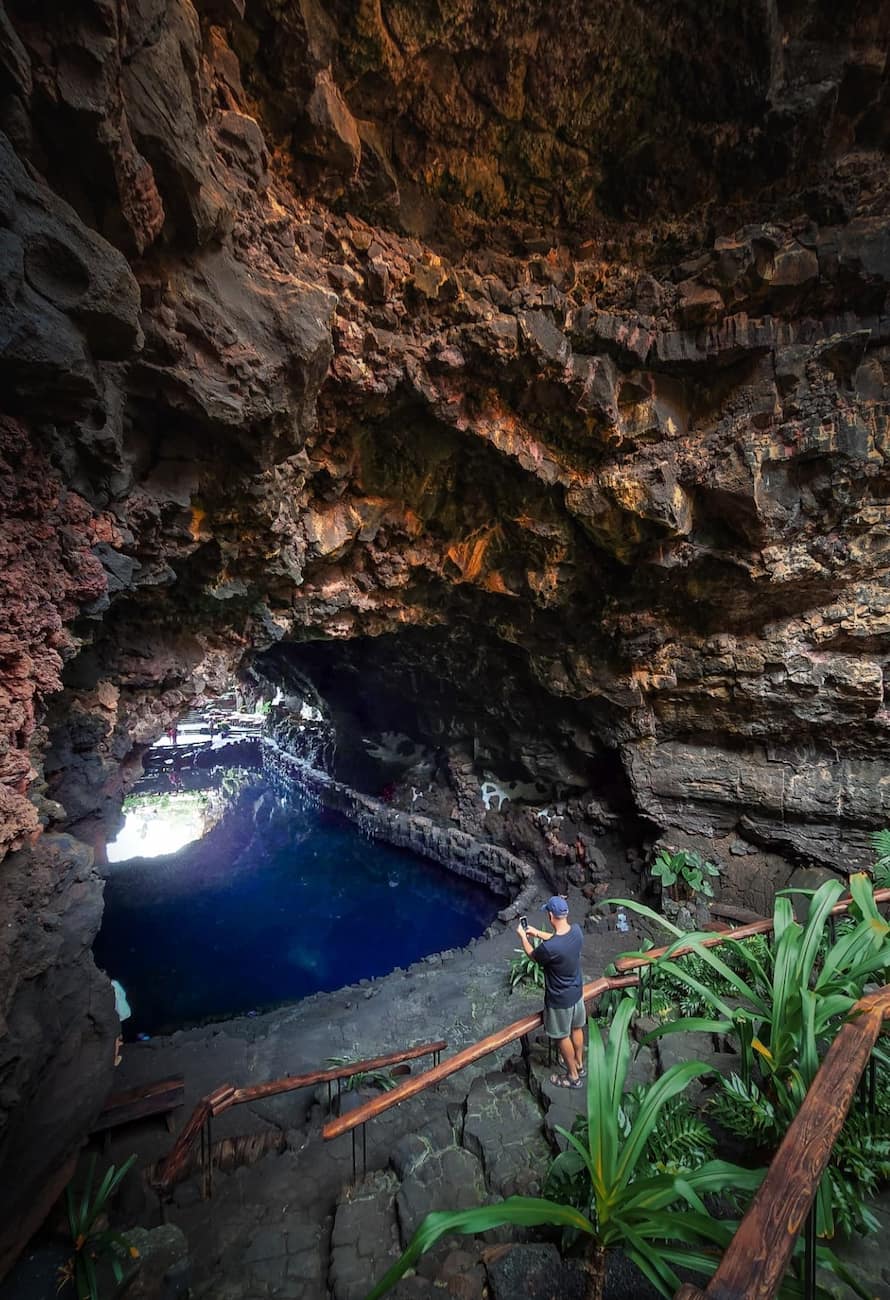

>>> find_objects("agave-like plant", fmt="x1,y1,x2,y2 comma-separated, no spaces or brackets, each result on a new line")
366,998,765,1300
613,873,890,1238
325,1057,399,1093
57,1154,138,1299
508,944,545,991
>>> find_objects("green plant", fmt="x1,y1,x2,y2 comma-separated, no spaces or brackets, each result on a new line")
325,1057,398,1092
870,828,890,888
647,935,772,1019
367,1000,766,1300
824,1105,890,1237
615,874,890,1238
712,1064,890,1238
547,1087,717,1212
651,849,721,899
627,1090,718,1176
57,1155,138,1299
509,942,545,991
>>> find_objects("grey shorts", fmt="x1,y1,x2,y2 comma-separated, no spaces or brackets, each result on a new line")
543,998,586,1039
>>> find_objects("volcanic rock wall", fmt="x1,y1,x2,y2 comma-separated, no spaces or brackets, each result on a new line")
1,0,890,1270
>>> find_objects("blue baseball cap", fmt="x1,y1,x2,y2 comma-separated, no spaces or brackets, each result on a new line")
542,896,569,917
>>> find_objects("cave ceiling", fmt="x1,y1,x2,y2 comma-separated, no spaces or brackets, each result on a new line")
4,0,890,1268
1,0,890,867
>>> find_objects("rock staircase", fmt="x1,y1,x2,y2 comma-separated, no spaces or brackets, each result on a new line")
152,1026,667,1300
117,1012,886,1300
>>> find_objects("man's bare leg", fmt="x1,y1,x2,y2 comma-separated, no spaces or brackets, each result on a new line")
571,1026,585,1074
557,1036,579,1081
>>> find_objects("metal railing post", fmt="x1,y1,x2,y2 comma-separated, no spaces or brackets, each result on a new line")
206,1115,213,1199
804,1203,816,1300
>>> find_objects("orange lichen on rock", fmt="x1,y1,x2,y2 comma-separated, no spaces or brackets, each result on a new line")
189,507,209,541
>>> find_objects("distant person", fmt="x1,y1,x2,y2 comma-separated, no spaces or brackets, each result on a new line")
517,896,585,1088
111,979,131,1067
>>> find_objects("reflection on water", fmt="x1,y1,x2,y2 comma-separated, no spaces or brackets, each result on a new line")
96,748,501,1037
108,792,210,862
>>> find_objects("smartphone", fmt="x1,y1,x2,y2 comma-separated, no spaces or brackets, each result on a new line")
519,916,528,930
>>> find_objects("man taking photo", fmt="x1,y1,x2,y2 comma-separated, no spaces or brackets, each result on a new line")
517,896,585,1088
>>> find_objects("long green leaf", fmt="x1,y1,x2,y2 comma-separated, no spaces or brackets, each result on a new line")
820,924,890,992
587,1004,636,1200
553,1123,597,1187
604,999,635,1113
773,895,796,947
621,1228,679,1298
66,1184,77,1242
640,1015,732,1046
848,871,886,925
664,938,768,1014
78,1155,96,1238
648,957,739,1021
799,987,818,1088
811,992,855,1032
93,1163,119,1220
798,880,845,989
615,1061,712,1192
720,935,772,993
82,1251,99,1300
365,1199,594,1300
609,898,686,938
620,1161,762,1216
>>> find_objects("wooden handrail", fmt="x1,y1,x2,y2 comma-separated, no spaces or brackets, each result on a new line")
157,883,890,1200
322,975,640,1141
154,1039,446,1193
674,983,890,1300
615,885,890,974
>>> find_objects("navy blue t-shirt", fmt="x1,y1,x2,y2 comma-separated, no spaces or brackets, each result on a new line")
530,924,583,1008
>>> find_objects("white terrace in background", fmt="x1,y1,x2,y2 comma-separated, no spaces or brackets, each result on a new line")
362,731,429,769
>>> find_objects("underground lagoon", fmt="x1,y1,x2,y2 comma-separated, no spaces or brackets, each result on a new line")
95,723,503,1038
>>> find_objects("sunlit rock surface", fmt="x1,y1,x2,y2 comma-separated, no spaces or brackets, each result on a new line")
1,0,890,1270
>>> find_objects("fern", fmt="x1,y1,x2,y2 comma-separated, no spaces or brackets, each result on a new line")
871,828,890,888
710,1074,780,1144
648,935,771,1018
624,1089,717,1175
548,1088,716,1210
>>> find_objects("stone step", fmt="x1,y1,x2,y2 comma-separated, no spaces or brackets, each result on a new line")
462,1070,550,1198
330,1170,402,1300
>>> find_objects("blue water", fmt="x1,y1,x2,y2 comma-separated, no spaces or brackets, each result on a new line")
95,783,501,1037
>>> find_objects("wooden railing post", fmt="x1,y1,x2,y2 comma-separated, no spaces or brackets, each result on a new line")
153,1040,447,1197
680,984,890,1300
322,975,641,1142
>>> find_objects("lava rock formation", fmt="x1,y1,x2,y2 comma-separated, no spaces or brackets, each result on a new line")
1,0,890,1271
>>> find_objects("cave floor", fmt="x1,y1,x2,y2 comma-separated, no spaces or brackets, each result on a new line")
95,891,888,1299
100,882,643,1296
